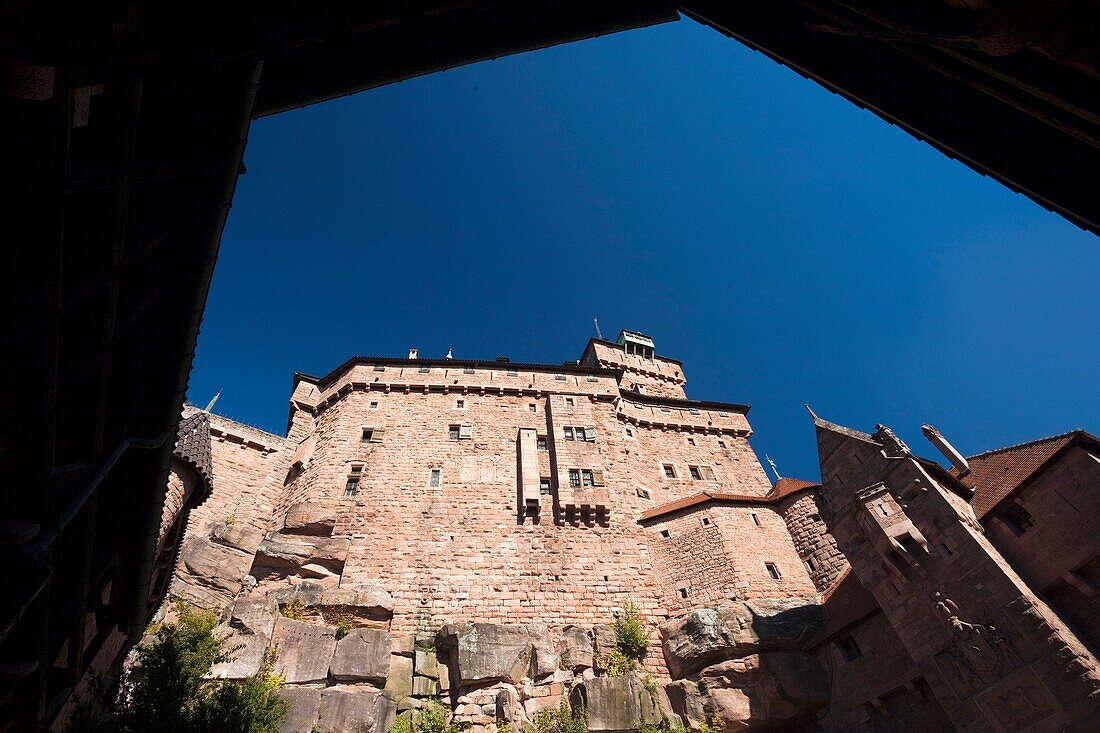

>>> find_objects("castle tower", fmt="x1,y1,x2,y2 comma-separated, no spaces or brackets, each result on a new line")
813,412,1100,731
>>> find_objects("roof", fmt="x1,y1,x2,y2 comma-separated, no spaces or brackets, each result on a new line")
620,391,750,415
958,429,1098,518
173,410,214,502
638,478,820,522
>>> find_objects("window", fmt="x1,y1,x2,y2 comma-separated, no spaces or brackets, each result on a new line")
718,440,726,448
836,635,862,662
751,512,761,526
689,466,702,481
678,587,688,599
582,470,594,487
810,512,821,522
1001,503,1035,535
580,427,596,442
659,529,671,539
555,374,567,381
459,424,473,440
361,428,373,442
508,369,519,376
370,401,379,409
429,469,442,487
344,477,359,497
540,478,552,495
564,427,574,441
663,464,676,479
419,366,431,373
689,408,700,415
765,562,782,580
625,428,634,437
718,411,729,417
636,486,652,500
701,516,712,527
701,466,716,481
448,425,460,441
349,465,363,474
587,376,599,382
568,469,581,487
660,406,671,413
362,428,385,444
456,399,465,409
529,404,536,412
537,436,548,450
565,397,574,406
805,557,818,573
463,367,475,374
373,365,386,372
687,438,695,446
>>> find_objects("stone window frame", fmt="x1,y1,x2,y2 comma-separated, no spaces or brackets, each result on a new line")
688,464,716,481
536,435,548,450
564,396,575,407
701,515,712,527
344,465,363,497
687,437,695,446
568,469,581,487
635,486,652,501
528,403,537,413
677,587,689,599
369,401,379,409
717,439,727,448
751,512,762,526
428,468,442,488
581,469,594,487
455,399,466,409
361,427,384,444
836,634,863,662
564,427,575,441
765,562,782,580
662,463,677,479
539,477,552,495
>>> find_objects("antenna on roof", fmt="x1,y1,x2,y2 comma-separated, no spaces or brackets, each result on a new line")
203,389,222,413
593,317,604,341
445,346,454,360
764,454,782,482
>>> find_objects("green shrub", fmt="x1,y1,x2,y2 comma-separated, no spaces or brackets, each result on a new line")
532,701,587,733
612,601,649,661
279,598,308,621
598,649,634,678
89,600,288,733
387,701,466,733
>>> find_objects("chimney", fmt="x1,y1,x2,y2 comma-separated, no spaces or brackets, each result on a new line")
921,424,970,476
408,348,418,360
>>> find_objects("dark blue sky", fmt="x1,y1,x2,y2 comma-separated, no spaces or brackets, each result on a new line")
188,18,1098,482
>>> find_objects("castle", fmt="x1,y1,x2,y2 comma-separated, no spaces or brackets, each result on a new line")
83,331,1100,732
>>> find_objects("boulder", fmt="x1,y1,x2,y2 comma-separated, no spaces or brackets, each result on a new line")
208,598,278,680
698,652,828,731
592,625,616,663
254,532,349,576
271,616,338,684
282,502,336,536
179,537,253,594
436,623,537,685
276,687,322,733
268,581,327,607
413,676,440,696
331,628,392,683
660,600,823,678
571,676,642,733
384,654,415,702
210,520,266,554
317,688,382,732
665,680,707,729
415,649,441,678
496,688,521,722
376,694,399,733
321,586,395,616
559,626,593,671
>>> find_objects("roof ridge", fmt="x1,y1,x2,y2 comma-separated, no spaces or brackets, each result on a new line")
966,429,1082,460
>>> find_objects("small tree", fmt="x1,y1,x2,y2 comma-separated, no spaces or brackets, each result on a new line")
532,701,587,733
77,600,288,733
611,601,649,661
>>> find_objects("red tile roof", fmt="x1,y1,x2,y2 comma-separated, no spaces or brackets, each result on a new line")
959,429,1096,518
638,478,820,522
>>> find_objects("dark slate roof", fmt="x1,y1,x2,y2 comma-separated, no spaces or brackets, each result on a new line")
174,410,214,500
957,429,1098,518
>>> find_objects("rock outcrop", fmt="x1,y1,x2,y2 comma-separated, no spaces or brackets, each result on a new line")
698,652,828,731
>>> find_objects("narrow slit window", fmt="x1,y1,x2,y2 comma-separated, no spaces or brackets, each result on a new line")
751,512,761,526
765,562,782,580
344,477,359,497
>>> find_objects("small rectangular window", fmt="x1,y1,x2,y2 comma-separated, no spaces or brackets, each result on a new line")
349,465,363,475
701,466,716,481
583,427,596,442
564,427,574,441
373,365,386,372
529,404,536,412
660,407,671,413
805,557,818,573
718,440,726,448
568,469,581,487
555,374,567,381
836,635,862,662
765,562,781,580
581,470,594,487
587,376,599,383
508,370,519,376
689,408,700,415
537,436,547,450
718,411,729,417
565,397,574,406
344,478,359,497
459,424,473,440
463,367,475,374
663,464,676,479
751,512,761,526
418,366,431,373
687,437,695,446
540,478,551,495
636,486,651,500
689,466,702,481
429,469,441,487
456,399,465,409
1002,503,1035,536
677,587,688,599
361,428,373,442
625,428,634,437
701,516,712,527
659,529,671,539
370,401,379,409
810,512,821,522
448,425,460,441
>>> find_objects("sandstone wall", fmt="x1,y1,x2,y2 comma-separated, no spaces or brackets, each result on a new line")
581,341,687,399
780,492,847,593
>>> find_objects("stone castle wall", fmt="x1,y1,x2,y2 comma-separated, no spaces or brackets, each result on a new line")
780,492,847,593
